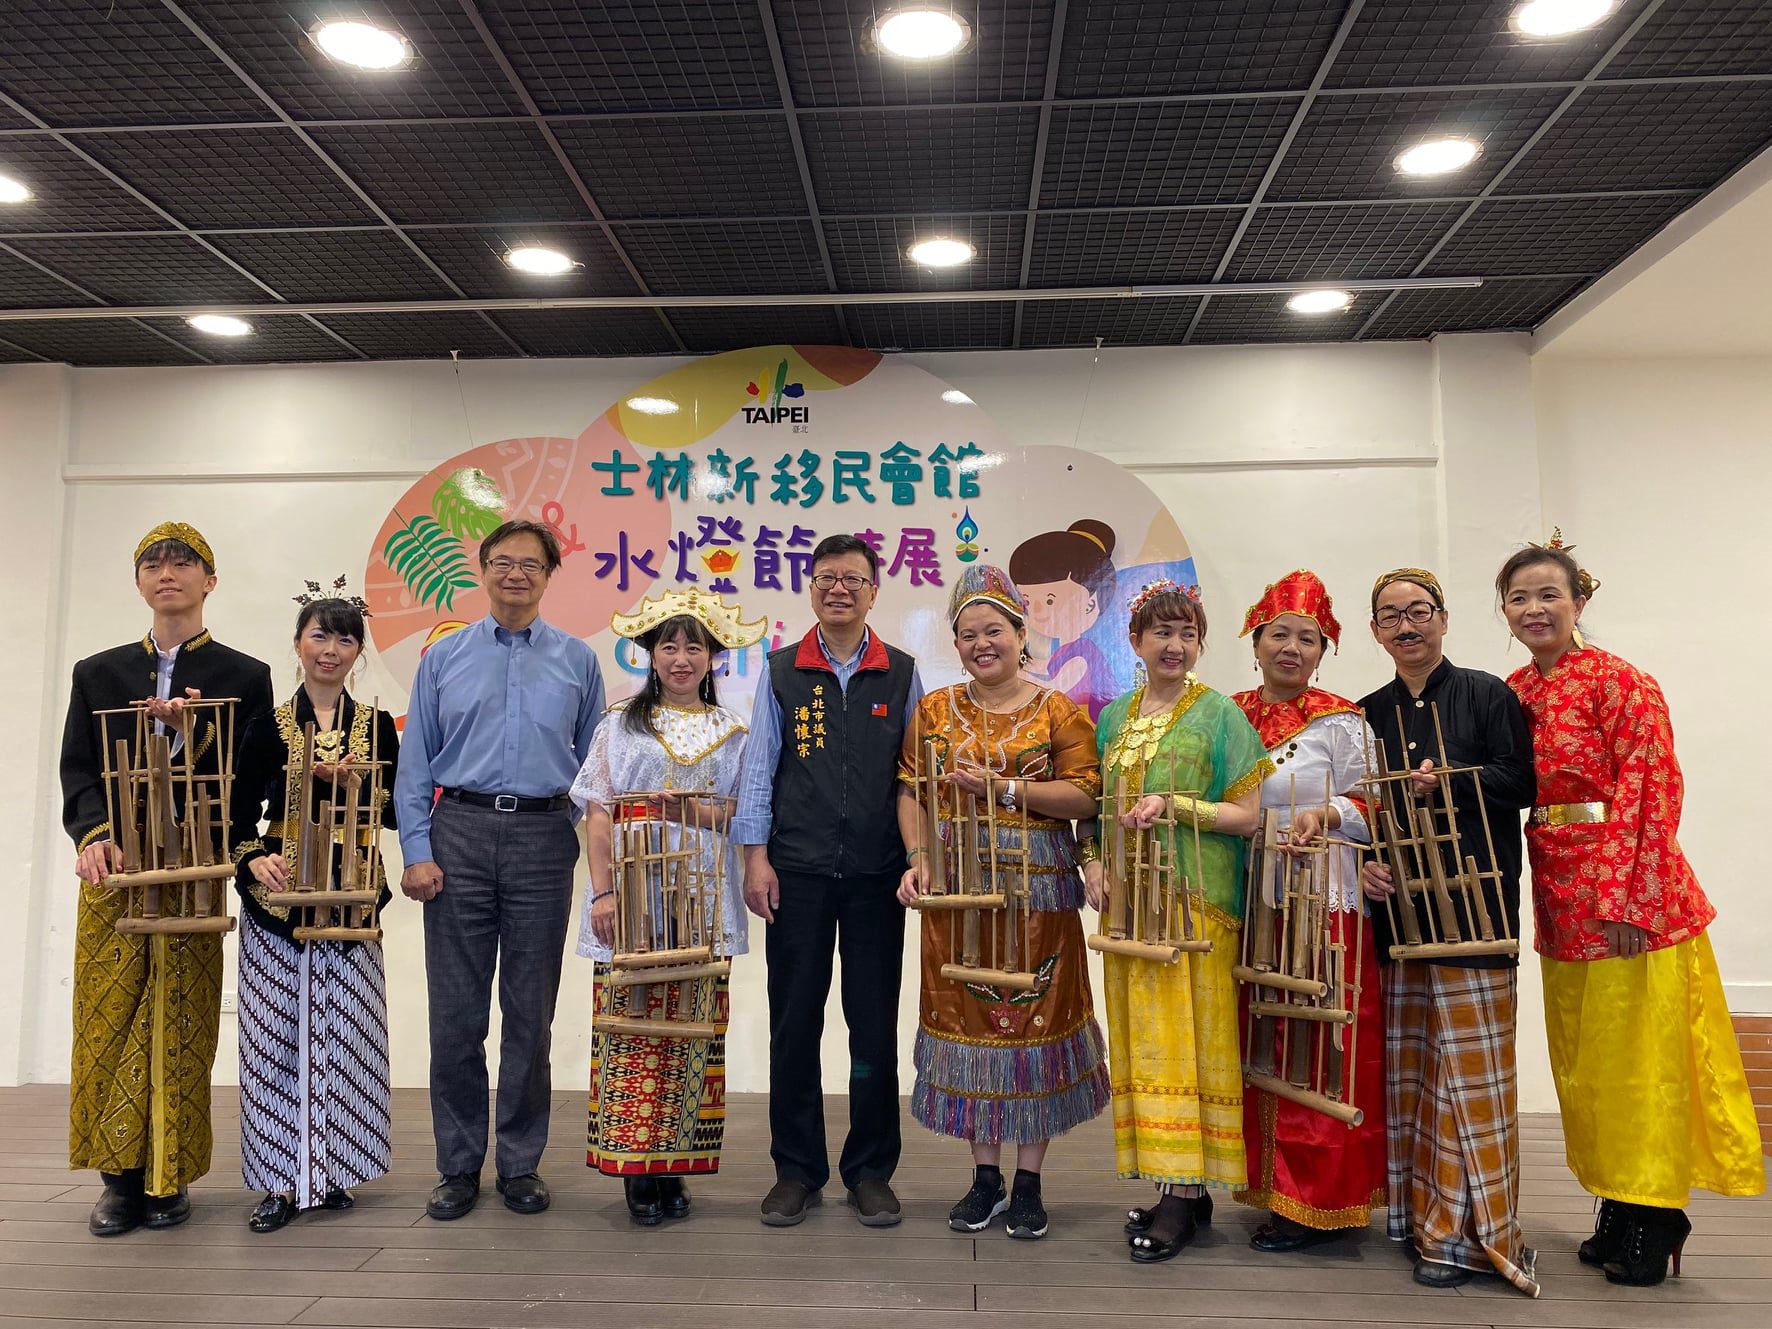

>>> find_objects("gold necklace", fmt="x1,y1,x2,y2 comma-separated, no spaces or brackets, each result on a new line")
1112,678,1197,771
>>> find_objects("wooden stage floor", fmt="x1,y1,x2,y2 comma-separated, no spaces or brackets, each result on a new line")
0,1086,1767,1328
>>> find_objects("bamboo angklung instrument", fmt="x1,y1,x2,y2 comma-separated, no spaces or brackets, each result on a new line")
1088,771,1210,964
1234,773,1366,1127
906,735,1037,992
280,708,393,944
97,698,241,937
598,790,735,1040
1356,701,1518,962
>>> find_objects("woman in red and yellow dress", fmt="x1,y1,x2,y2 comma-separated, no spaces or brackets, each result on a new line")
1499,536,1763,1287
1230,571,1388,1252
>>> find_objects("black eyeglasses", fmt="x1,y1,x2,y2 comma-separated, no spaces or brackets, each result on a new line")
1373,602,1441,630
810,573,874,592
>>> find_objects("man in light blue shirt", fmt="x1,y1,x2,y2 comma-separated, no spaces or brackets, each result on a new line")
396,520,604,1223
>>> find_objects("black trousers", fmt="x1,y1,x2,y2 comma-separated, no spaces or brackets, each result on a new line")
423,800,578,1180
765,868,907,1191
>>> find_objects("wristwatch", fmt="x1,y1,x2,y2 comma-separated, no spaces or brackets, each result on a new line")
999,779,1019,812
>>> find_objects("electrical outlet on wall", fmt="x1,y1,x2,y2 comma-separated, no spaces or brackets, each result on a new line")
220,991,237,1015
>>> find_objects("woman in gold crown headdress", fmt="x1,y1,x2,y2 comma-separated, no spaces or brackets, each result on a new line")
895,563,1110,1241
1082,580,1272,1264
1498,536,1763,1288
570,588,763,1225
228,588,401,1233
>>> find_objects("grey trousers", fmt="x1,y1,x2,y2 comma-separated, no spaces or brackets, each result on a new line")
423,799,578,1180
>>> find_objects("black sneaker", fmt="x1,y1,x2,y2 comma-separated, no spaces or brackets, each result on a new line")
1005,1185,1049,1240
948,1173,1008,1232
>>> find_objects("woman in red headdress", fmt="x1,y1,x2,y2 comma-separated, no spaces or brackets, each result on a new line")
1230,571,1388,1251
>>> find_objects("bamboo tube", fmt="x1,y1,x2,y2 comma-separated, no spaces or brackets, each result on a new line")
101,863,236,889
117,915,236,936
1245,1070,1363,1127
608,959,731,987
597,1016,720,1041
1413,804,1464,943
1090,934,1198,961
1247,1000,1354,1025
293,926,382,943
1389,938,1519,961
609,943,713,969
1471,769,1511,941
1232,964,1328,998
941,962,1039,992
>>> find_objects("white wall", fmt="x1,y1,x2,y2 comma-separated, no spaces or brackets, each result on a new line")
1533,353,1772,1012
7,333,1651,1119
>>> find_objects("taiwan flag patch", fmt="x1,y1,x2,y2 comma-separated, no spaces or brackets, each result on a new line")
871,703,889,716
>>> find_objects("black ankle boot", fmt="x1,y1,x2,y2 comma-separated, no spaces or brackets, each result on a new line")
1604,1206,1691,1287
1578,1198,1631,1268
625,1176,664,1227
89,1171,145,1238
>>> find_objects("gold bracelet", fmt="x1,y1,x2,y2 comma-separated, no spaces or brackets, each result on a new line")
1169,795,1219,832
1075,836,1101,866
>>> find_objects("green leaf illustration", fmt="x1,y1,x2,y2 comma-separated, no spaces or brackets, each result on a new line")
430,466,508,542
383,511,477,613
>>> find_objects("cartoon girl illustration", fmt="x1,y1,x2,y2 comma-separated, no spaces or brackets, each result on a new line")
1010,519,1118,719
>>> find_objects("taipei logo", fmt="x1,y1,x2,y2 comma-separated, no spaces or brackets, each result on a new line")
743,359,809,425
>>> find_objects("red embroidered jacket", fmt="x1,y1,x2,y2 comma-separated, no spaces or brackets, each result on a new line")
1507,647,1714,961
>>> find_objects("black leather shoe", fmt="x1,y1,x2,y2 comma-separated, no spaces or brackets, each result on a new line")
1126,1191,1212,1236
248,1193,297,1234
495,1172,551,1214
1250,1213,1343,1253
658,1177,691,1220
426,1173,480,1221
88,1175,144,1238
142,1187,191,1230
317,1189,355,1211
1413,1259,1473,1288
1128,1197,1197,1264
625,1177,664,1227
760,1178,820,1227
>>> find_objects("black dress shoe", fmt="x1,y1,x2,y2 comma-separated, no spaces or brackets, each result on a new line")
142,1187,191,1230
495,1172,551,1214
1128,1198,1197,1265
426,1173,480,1221
317,1189,355,1211
1413,1259,1473,1288
657,1177,691,1220
625,1177,664,1227
248,1193,297,1234
1126,1192,1212,1236
88,1175,145,1238
1250,1213,1344,1253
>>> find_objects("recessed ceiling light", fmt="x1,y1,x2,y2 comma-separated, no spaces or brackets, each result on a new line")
907,237,975,268
1511,0,1617,37
1394,136,1482,176
940,389,973,405
0,174,30,204
504,246,575,276
312,18,414,71
187,314,253,337
626,395,680,416
873,8,970,60
1286,289,1352,315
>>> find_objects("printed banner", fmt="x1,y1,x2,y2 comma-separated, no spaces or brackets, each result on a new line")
364,346,1197,720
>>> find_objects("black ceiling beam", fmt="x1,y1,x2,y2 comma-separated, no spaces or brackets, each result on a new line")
1183,0,1367,344
1354,0,1669,339
756,0,850,347
1011,0,1069,350
4,71,1768,139
455,0,686,355
158,0,524,359
0,236,210,364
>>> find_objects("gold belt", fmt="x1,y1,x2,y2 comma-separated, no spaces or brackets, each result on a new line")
266,820,377,847
1531,801,1608,826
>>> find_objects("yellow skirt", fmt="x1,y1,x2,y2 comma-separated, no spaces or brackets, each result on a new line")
1102,911,1245,1188
1542,931,1765,1207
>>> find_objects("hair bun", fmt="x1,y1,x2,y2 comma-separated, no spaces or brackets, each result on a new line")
1067,519,1116,558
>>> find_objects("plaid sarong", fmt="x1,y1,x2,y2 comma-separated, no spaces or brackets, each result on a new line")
1384,963,1539,1297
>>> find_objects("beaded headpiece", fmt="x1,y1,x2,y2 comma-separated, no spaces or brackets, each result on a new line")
1241,569,1342,650
610,588,767,650
1531,527,1601,599
1370,566,1444,616
1127,578,1201,619
947,563,1025,627
133,520,215,570
294,574,372,617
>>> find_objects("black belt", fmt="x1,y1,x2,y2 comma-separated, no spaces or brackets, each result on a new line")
441,788,571,814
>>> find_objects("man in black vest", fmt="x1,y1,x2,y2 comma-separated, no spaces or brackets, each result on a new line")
735,533,923,1227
